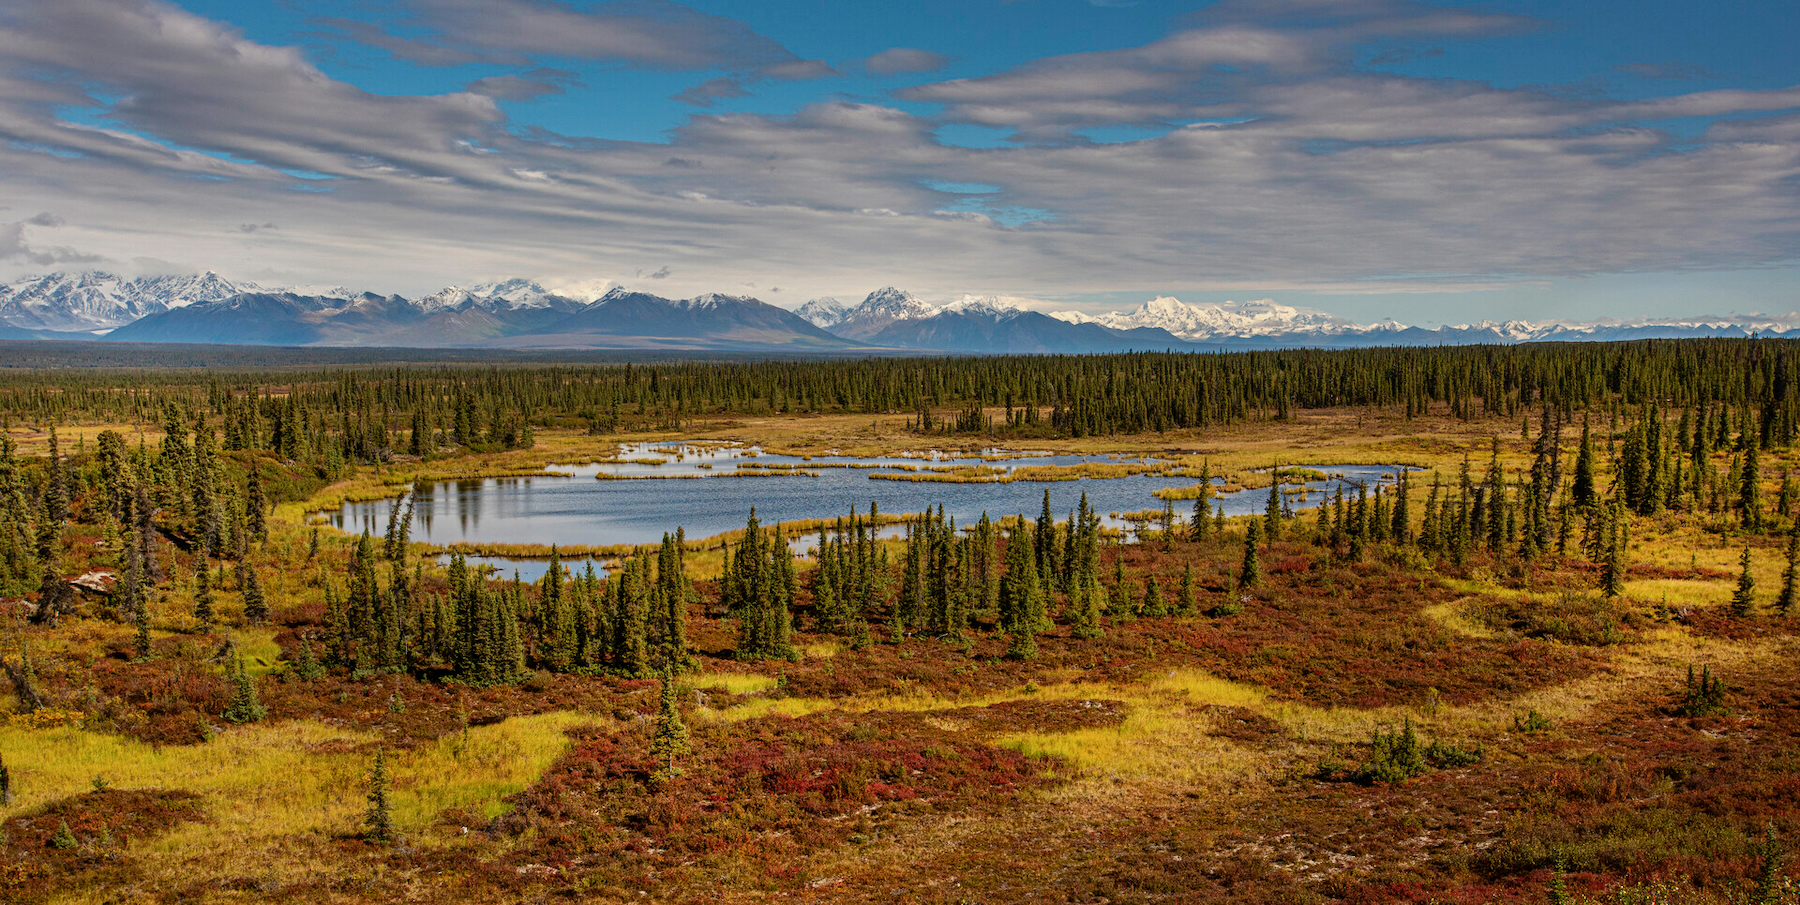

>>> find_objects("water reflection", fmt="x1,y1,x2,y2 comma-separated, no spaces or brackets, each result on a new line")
330,442,1409,553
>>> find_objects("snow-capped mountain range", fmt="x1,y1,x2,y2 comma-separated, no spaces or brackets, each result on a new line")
0,271,256,332
3,270,1798,351
1050,296,1351,338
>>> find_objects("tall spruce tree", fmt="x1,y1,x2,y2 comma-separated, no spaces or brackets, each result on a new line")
1741,439,1765,531
193,562,214,627
1265,466,1284,541
1571,421,1597,510
999,520,1044,659
1191,462,1212,542
1239,517,1262,591
1733,546,1757,618
241,563,268,625
1779,526,1800,616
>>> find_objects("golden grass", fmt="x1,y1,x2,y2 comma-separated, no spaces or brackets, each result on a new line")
694,672,783,695
2,710,594,894
1622,578,1733,608
803,638,845,660
1420,599,1505,640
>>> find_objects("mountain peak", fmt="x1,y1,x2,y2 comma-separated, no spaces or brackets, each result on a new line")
795,297,847,329
1050,295,1347,339
0,270,260,332
940,295,1024,319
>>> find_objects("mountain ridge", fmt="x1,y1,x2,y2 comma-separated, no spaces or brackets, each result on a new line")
8,270,1800,352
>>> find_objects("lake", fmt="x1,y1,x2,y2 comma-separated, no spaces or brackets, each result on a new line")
329,443,1407,575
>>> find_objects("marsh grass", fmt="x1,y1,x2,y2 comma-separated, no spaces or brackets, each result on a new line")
0,710,590,890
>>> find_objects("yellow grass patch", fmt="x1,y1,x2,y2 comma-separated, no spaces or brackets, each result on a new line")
0,710,592,888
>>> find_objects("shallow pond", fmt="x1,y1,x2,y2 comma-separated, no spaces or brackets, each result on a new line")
334,442,1404,568
329,443,1408,560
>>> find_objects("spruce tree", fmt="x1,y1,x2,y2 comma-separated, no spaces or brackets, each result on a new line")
133,600,152,660
193,562,214,627
1741,439,1764,531
1732,546,1757,618
1141,575,1166,617
1067,571,1103,639
1571,422,1596,510
650,674,692,783
1779,526,1799,616
245,468,268,543
1191,462,1212,542
292,636,325,680
51,818,77,850
1239,517,1262,591
1160,498,1176,550
1178,562,1198,616
999,520,1044,659
1600,503,1626,599
222,655,268,723
1265,467,1283,541
1390,471,1411,546
364,747,395,844
241,563,268,625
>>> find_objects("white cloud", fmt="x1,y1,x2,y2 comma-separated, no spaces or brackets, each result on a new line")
0,0,1793,312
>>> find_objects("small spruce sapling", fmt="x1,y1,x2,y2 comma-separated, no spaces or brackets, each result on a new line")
291,637,325,680
1675,664,1729,717
1753,823,1786,905
364,747,395,844
650,674,691,784
50,818,77,850
222,655,268,723
1547,858,1574,905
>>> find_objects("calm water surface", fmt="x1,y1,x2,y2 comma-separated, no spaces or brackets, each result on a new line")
330,443,1407,564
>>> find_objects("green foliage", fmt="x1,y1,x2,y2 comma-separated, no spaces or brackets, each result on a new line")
1733,546,1758,618
1423,738,1483,768
364,747,395,844
726,510,797,662
1239,517,1262,590
1674,664,1729,717
1351,719,1427,784
50,818,77,850
650,676,691,784
1515,709,1554,733
1547,857,1573,905
241,562,268,625
132,601,153,661
1066,571,1104,639
998,519,1045,659
1754,824,1788,905
222,654,268,723
1779,526,1800,616
290,636,325,680
192,562,214,626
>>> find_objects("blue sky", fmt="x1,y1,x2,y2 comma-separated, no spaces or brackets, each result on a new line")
1,0,1797,325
